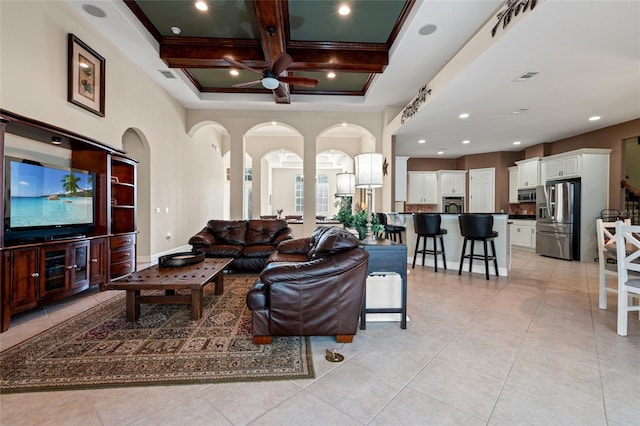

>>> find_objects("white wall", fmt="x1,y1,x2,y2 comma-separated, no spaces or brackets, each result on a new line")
0,1,220,260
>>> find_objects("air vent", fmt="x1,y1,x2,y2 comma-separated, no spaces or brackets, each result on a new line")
514,71,538,82
159,70,175,79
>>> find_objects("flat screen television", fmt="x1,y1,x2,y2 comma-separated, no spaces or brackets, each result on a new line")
4,156,96,243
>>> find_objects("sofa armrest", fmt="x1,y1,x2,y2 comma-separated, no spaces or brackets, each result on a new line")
259,249,368,284
272,227,294,245
276,237,311,254
188,227,217,246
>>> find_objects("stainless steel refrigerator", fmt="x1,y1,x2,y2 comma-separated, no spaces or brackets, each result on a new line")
535,180,581,260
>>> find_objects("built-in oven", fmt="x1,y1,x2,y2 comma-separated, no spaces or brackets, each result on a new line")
517,188,537,203
442,196,464,213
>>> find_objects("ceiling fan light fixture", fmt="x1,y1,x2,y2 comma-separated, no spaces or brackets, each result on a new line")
262,77,279,90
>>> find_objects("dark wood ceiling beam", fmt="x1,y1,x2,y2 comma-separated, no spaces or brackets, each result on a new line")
161,39,387,72
252,0,287,62
160,37,266,69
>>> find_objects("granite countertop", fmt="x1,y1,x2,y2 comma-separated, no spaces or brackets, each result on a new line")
508,214,536,220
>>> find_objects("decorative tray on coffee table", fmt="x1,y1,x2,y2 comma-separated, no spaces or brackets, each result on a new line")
158,252,205,267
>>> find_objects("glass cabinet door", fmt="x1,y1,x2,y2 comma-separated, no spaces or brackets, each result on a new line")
72,243,89,289
41,247,67,296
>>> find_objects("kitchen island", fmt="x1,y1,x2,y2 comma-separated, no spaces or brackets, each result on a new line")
390,213,511,276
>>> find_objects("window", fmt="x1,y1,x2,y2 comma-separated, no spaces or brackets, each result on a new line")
295,175,303,213
294,174,329,214
316,174,329,214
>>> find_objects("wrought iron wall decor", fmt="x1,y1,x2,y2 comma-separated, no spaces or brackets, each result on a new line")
401,84,431,124
492,0,537,37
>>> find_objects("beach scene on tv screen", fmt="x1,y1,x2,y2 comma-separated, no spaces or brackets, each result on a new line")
9,162,94,228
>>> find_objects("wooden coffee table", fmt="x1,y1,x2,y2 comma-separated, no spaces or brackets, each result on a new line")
105,258,233,322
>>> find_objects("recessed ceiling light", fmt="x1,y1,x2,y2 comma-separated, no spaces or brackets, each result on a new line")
341,122,347,127
271,121,277,126
462,140,470,144
338,5,351,15
459,113,469,119
589,116,601,121
230,69,239,76
51,136,62,145
81,4,107,18
437,151,444,155
418,139,426,144
195,1,208,11
327,72,336,79
171,26,181,35
418,24,437,36
513,141,521,145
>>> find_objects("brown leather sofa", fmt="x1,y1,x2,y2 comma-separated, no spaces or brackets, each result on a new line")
246,226,369,344
188,219,293,272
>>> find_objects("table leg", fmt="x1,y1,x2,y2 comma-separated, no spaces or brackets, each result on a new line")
214,272,224,295
400,275,407,329
191,288,203,320
126,290,140,322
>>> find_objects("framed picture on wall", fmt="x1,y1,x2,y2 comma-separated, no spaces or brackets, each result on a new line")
67,34,105,117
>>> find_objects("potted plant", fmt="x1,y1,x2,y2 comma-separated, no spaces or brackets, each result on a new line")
334,197,384,240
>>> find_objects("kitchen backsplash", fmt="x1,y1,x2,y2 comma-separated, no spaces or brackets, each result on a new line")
509,202,535,215
404,204,439,213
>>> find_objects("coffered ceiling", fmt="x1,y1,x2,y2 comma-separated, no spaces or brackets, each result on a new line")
125,0,413,103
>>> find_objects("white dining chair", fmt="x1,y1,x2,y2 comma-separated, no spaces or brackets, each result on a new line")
614,222,640,336
596,218,630,310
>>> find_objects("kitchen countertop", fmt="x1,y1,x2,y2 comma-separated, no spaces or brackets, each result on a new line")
508,214,536,220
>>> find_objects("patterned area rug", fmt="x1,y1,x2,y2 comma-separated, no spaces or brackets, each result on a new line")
0,275,314,393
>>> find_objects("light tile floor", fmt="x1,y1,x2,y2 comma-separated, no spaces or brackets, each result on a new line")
1,249,639,425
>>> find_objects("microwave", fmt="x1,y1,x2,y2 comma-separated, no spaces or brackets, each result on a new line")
517,188,536,202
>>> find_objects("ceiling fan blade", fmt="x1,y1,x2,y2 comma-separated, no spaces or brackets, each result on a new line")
232,80,262,88
279,76,319,88
271,53,293,75
223,57,262,75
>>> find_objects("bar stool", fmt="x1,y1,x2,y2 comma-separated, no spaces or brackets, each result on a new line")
376,212,405,243
412,213,447,271
458,214,499,280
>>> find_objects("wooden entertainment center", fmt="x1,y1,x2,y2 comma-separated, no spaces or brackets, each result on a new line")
0,110,138,332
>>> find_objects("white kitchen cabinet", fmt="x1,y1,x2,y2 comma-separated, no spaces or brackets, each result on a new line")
438,171,466,196
543,154,580,180
511,219,534,248
516,158,541,188
531,221,536,250
508,166,518,204
408,172,438,204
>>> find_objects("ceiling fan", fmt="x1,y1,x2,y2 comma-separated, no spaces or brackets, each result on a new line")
224,26,319,102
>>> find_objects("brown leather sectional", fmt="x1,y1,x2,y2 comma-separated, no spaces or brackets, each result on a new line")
188,219,293,272
246,226,369,344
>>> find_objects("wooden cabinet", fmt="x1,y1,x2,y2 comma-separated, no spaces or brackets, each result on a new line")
516,158,540,188
39,241,89,300
1,111,139,332
543,154,580,180
110,233,136,280
508,166,518,204
3,247,39,315
408,172,438,204
1,239,94,331
89,237,108,288
110,157,137,234
438,171,466,196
